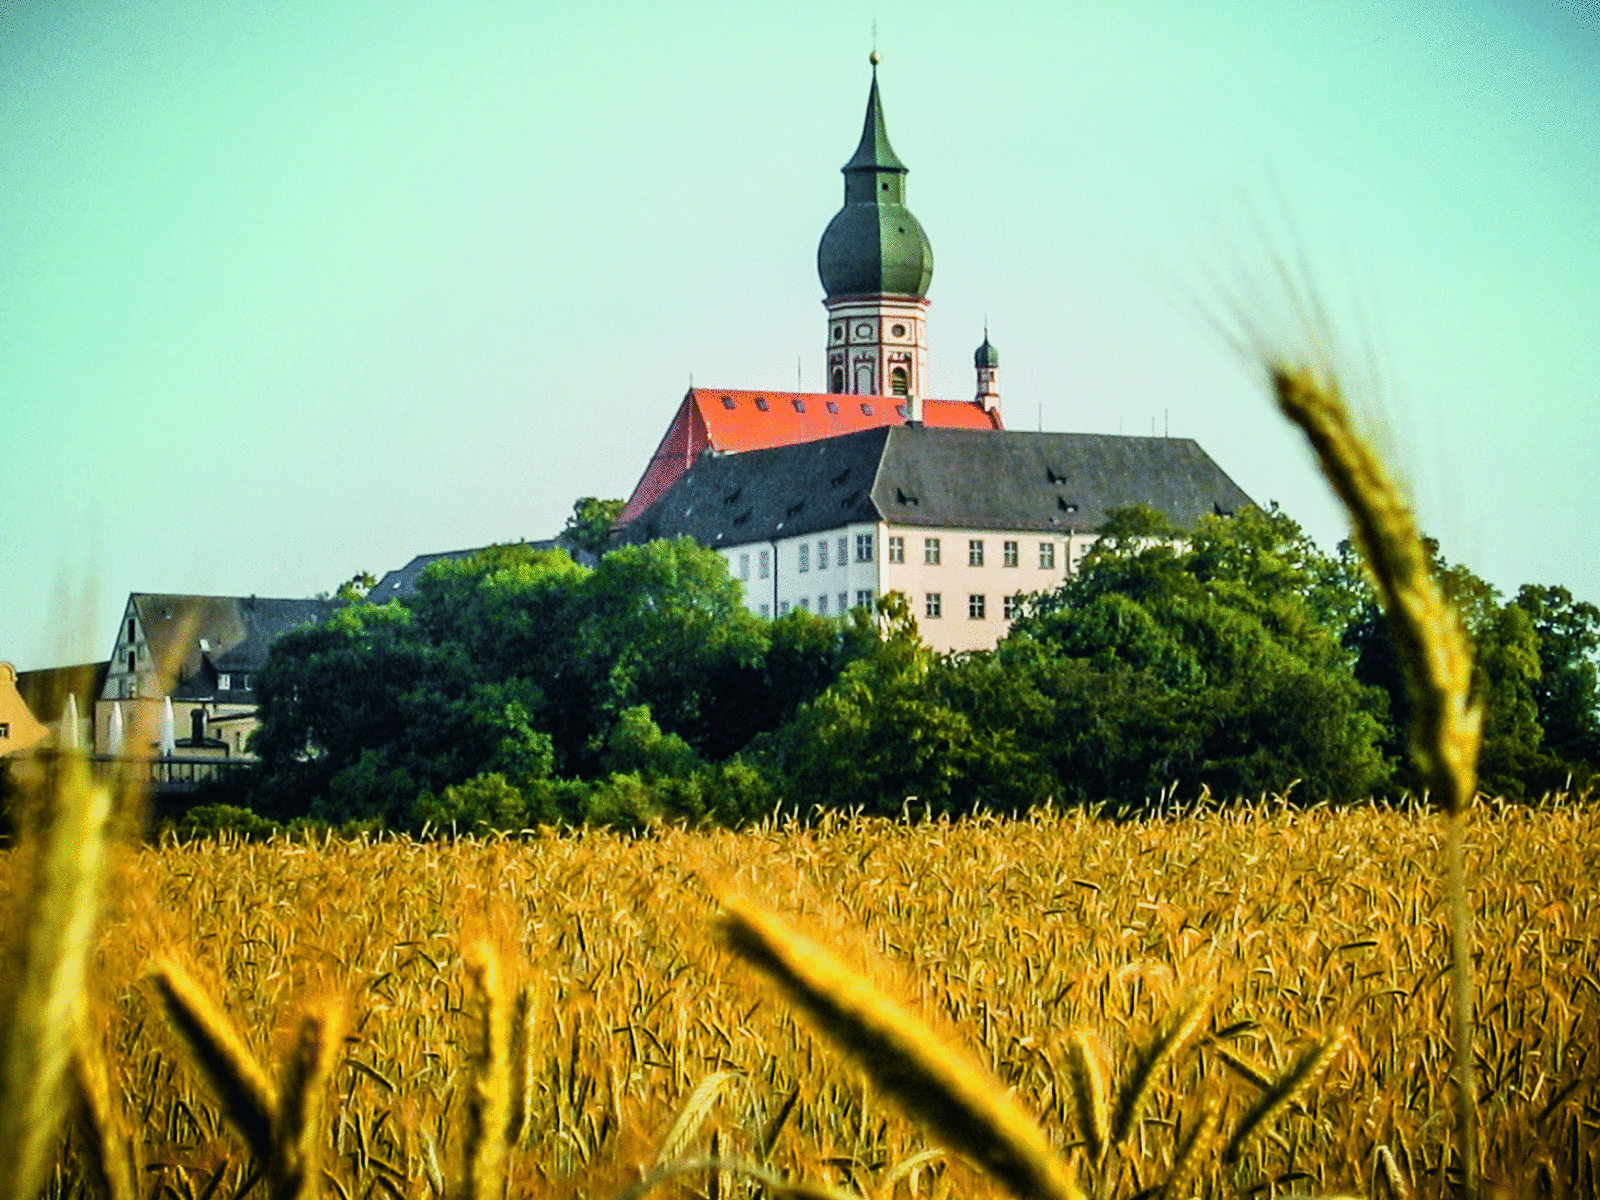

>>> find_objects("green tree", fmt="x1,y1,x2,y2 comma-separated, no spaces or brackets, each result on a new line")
1009,505,1391,806
1515,584,1600,774
249,537,858,826
560,497,625,557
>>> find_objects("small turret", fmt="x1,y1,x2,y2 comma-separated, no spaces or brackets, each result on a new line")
974,332,1000,416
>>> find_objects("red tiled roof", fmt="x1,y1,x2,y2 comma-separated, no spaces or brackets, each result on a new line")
620,389,1002,525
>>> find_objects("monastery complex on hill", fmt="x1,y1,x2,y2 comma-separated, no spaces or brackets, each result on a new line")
4,58,1251,761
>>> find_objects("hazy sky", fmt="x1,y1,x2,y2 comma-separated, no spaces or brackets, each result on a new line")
3,0,1596,671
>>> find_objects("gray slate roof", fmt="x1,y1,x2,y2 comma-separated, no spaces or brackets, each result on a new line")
619,426,1255,547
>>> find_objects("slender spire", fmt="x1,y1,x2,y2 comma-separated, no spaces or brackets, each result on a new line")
844,55,907,174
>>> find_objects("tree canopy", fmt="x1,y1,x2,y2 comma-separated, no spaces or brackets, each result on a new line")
237,501,1598,833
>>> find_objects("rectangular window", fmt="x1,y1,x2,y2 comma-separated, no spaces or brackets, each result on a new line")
798,596,810,611
838,537,848,566
838,591,849,614
855,533,873,562
1003,595,1021,619
739,553,750,581
817,540,829,571
1039,542,1056,569
219,673,232,691
924,537,941,564
925,593,942,619
760,603,770,618
127,618,135,641
1003,540,1019,567
779,601,790,616
968,594,986,619
0,722,10,739
969,539,985,567
798,543,810,573
888,536,905,563
818,593,830,614
127,650,136,673
855,589,874,608
759,549,770,579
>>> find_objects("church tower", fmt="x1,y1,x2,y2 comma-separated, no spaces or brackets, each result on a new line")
817,56,933,397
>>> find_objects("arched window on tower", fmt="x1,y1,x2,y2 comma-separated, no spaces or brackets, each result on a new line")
854,364,874,394
891,366,909,396
830,367,844,393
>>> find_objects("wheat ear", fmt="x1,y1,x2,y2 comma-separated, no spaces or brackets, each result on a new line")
505,984,536,1149
1273,363,1481,1199
1221,1028,1347,1165
269,996,344,1200
720,896,1084,1200
656,1071,744,1166
1163,1093,1218,1199
0,753,116,1200
151,958,278,1161
1111,989,1211,1147
1064,1030,1110,1164
460,941,511,1200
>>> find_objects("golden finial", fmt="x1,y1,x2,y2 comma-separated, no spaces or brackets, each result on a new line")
870,50,880,66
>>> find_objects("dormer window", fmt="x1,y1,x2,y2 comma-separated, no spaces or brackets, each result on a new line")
721,395,736,410
791,398,806,413
218,673,231,691
754,397,770,411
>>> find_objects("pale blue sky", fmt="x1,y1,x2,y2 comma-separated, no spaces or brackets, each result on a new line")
3,0,1596,670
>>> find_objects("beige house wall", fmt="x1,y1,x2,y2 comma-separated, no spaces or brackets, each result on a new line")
92,697,259,759
0,662,51,757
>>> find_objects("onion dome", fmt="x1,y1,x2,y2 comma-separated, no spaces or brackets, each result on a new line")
817,61,934,300
974,335,1000,368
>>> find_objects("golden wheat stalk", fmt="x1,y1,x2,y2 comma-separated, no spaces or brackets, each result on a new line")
1163,1093,1218,1199
0,754,116,1200
1221,1028,1347,1165
1271,366,1479,813
150,957,278,1161
269,997,344,1200
70,1026,139,1200
1272,362,1482,1199
1064,1030,1110,1164
720,895,1085,1200
505,984,535,1149
656,1071,744,1166
1111,989,1211,1147
460,941,511,1200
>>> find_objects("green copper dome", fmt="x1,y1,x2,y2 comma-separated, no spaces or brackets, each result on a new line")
817,66,933,300
974,335,999,367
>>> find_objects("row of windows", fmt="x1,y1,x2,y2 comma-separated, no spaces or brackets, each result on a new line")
762,590,874,618
924,594,1024,620
741,536,877,580
741,535,1071,582
887,537,1058,569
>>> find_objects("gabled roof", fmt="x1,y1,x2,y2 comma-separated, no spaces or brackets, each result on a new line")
620,426,1255,547
120,594,338,696
620,389,1002,527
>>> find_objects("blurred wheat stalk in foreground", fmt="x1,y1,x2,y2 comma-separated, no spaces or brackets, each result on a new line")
1272,360,1484,1200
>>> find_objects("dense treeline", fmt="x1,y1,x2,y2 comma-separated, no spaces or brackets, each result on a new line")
223,504,1598,831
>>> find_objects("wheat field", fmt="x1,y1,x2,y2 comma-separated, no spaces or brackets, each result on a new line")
5,799,1596,1200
